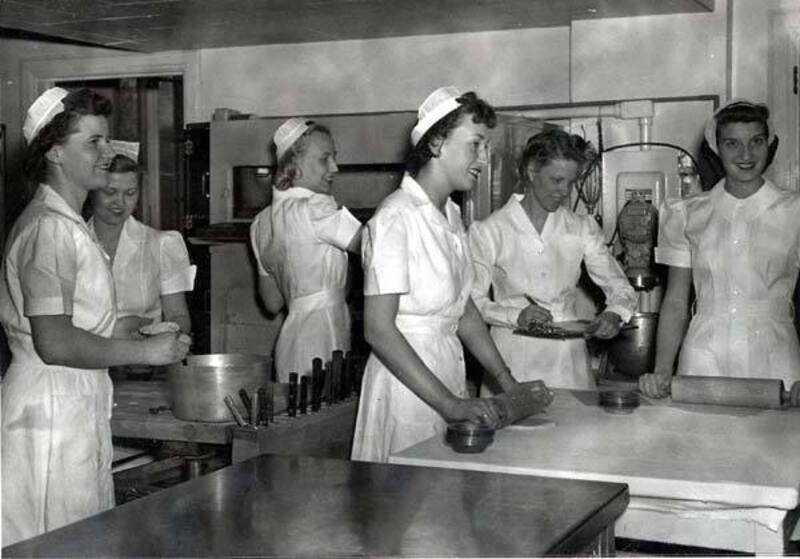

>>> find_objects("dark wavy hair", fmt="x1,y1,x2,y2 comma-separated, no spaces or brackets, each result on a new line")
518,129,596,181
273,122,332,191
406,91,497,177
23,88,113,184
715,101,770,142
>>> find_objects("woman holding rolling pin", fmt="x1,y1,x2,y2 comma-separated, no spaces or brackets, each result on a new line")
350,86,552,463
639,100,800,405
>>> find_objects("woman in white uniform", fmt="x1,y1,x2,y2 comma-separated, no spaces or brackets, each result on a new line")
640,100,800,402
250,118,361,381
351,87,552,463
1,88,190,545
88,141,195,336
469,130,636,391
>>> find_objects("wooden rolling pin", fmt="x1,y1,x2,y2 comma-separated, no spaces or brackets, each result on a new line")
671,376,791,409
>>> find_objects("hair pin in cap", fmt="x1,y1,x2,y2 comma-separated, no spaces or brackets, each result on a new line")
410,86,463,146
110,140,140,163
704,98,775,155
23,87,69,143
274,117,312,160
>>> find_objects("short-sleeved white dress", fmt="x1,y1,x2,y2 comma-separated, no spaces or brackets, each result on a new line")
89,215,196,322
1,184,117,545
656,179,800,383
250,187,361,381
351,174,473,463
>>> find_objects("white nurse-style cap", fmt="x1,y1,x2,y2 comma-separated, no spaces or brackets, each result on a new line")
23,87,69,143
704,98,775,155
274,117,312,160
410,86,463,146
110,140,140,163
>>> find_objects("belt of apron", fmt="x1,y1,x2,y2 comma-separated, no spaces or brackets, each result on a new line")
289,288,346,313
694,298,793,319
395,314,459,336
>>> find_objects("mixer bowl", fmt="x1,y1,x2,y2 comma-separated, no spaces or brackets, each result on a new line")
605,313,658,379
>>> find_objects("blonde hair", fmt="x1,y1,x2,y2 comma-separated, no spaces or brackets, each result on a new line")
273,123,331,190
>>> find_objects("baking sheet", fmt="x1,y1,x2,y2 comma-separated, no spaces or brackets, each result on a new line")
513,320,594,339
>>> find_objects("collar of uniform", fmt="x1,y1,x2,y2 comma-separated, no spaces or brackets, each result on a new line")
273,186,319,200
506,193,565,238
37,183,88,226
400,173,462,231
712,177,782,220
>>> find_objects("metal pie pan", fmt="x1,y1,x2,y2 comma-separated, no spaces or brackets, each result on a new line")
446,421,495,453
598,390,640,414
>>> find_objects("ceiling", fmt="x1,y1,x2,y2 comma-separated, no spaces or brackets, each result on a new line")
0,0,714,53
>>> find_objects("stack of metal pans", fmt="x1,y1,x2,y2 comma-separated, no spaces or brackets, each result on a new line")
598,390,640,414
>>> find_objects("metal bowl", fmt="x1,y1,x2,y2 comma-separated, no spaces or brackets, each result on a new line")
605,313,658,379
446,421,495,454
598,390,640,414
167,353,271,422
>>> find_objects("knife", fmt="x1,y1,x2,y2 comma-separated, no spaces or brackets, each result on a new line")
238,388,253,422
224,395,247,427
322,362,332,406
257,386,269,426
331,350,343,404
288,372,298,417
250,389,260,428
343,351,352,397
265,382,274,423
312,357,323,412
299,375,309,414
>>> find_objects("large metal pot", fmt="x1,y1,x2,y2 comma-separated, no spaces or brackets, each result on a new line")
168,354,271,422
605,313,658,379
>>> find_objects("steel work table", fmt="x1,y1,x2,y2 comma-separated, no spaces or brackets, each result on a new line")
4,454,628,557
391,389,800,555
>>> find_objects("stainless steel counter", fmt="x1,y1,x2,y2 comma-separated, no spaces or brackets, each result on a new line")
4,454,628,557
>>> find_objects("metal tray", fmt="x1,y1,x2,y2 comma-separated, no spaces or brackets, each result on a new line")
513,320,592,340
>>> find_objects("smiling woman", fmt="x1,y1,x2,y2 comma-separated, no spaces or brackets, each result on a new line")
639,100,800,402
350,86,552,464
249,118,363,382
468,129,636,392
88,144,196,339
0,87,190,546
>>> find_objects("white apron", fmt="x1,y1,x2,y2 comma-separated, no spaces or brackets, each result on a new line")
656,179,800,383
1,185,117,546
351,174,472,463
250,187,360,381
469,195,636,391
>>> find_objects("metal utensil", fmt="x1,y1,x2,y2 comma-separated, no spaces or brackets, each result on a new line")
288,373,298,417
257,386,269,426
224,395,247,427
239,388,253,421
299,376,309,414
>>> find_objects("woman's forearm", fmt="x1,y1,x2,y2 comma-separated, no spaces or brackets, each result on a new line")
31,315,149,368
652,267,693,376
457,297,515,389
161,292,192,333
364,296,458,416
30,315,186,369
